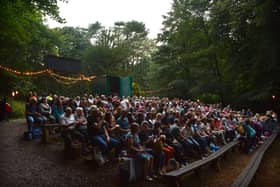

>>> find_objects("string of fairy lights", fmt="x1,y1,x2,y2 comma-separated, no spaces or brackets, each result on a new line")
50,75,79,85
0,64,96,84
0,64,174,94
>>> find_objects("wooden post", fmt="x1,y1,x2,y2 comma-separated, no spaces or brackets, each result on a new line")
212,159,221,172
175,178,181,187
215,158,222,172
41,127,49,144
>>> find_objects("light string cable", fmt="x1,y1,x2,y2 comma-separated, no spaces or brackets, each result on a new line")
0,64,96,81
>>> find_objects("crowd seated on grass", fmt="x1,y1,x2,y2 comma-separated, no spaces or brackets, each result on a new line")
25,91,278,181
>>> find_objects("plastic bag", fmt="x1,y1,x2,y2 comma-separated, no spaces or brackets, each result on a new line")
129,158,136,182
93,147,105,166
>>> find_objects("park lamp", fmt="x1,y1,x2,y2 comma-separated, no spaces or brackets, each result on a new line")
272,95,276,100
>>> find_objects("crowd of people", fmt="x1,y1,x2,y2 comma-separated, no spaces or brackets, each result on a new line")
25,91,278,182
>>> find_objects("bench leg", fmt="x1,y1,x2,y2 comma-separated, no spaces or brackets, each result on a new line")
194,167,202,178
41,127,49,144
175,178,181,187
211,158,222,172
223,152,231,162
214,159,221,172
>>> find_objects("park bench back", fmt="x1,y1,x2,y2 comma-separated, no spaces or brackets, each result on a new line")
231,130,279,187
164,140,239,186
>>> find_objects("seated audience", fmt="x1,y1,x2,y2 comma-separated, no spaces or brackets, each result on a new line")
60,107,88,154
39,96,56,123
52,98,64,123
26,96,44,140
87,107,119,158
127,123,155,181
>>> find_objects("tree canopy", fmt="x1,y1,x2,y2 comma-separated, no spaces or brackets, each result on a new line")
153,0,280,110
1,0,280,111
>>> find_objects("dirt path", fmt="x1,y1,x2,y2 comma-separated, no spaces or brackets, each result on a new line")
250,135,280,187
0,120,121,187
0,120,167,187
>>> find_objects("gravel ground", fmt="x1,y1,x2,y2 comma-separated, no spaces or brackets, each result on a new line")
0,120,120,187
0,120,167,187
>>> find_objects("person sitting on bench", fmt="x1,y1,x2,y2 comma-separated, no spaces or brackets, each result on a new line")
26,96,44,140
39,96,56,124
127,123,155,182
60,107,87,155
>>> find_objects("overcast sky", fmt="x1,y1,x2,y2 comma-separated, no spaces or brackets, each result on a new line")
46,0,173,38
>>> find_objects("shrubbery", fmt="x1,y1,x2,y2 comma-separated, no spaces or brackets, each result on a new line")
8,99,25,119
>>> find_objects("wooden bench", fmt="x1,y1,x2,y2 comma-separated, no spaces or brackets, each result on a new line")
164,140,240,187
41,123,85,160
41,123,63,144
231,130,279,187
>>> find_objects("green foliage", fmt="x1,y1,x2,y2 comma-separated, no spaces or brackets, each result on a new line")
0,0,64,96
1,0,279,111
83,21,156,83
8,99,25,119
132,82,142,97
54,26,91,59
198,93,221,104
153,0,280,108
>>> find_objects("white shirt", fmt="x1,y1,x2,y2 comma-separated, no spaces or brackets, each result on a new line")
59,114,76,129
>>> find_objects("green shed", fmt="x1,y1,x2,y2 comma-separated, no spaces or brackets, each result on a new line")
92,75,132,97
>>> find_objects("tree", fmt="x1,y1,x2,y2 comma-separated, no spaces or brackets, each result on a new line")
209,0,280,105
84,21,156,81
54,26,91,59
153,0,280,109
156,0,219,98
0,0,65,95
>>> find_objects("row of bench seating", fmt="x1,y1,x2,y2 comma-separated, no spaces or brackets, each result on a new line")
232,129,279,187
164,139,240,187
41,123,278,187
164,129,279,187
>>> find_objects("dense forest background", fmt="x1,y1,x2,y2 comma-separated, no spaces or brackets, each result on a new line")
0,0,280,112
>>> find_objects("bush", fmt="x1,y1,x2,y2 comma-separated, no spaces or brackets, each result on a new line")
199,93,221,104
8,99,25,119
132,82,142,96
